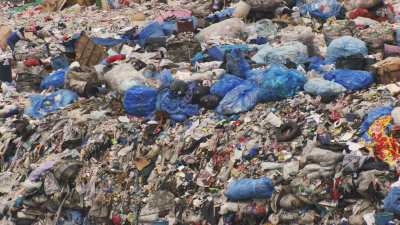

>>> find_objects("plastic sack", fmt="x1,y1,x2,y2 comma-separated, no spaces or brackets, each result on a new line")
384,187,400,215
304,78,346,97
156,89,199,121
103,63,147,93
196,18,247,43
323,69,373,91
216,81,259,115
308,56,327,72
40,69,66,89
25,89,78,118
300,0,342,20
326,36,368,63
123,86,158,117
210,74,244,97
205,7,235,23
359,106,393,135
137,22,166,47
207,44,250,61
225,49,251,78
249,64,306,102
252,41,309,65
224,177,274,200
247,19,278,41
51,55,69,70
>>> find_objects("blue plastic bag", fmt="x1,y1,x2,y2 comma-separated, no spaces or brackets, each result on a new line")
207,44,250,62
25,89,78,118
326,36,368,63
300,0,342,20
210,74,244,97
304,78,346,97
251,41,309,65
123,86,158,117
137,22,166,47
225,49,251,78
161,20,177,35
224,177,274,200
40,69,67,89
216,82,259,115
156,89,199,121
205,7,235,23
324,69,373,91
359,106,393,135
249,64,306,102
51,55,69,70
384,187,400,215
308,56,327,72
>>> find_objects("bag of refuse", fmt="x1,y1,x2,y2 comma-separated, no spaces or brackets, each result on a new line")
308,56,328,72
224,177,274,200
25,89,78,118
196,18,247,43
225,49,251,78
51,55,69,70
279,26,315,49
324,69,374,91
216,81,259,115
252,41,308,65
326,36,368,63
322,20,355,45
123,86,158,117
299,0,342,20
210,74,244,97
207,44,250,62
354,22,395,53
137,22,166,47
40,69,66,89
343,0,381,10
156,89,199,121
247,19,278,41
304,78,346,97
384,187,400,215
335,53,366,70
103,63,147,93
249,64,306,102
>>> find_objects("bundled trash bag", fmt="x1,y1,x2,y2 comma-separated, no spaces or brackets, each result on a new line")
335,53,366,70
326,36,368,63
384,187,400,215
205,7,235,23
252,41,309,65
304,78,346,97
225,177,274,200
299,0,342,20
324,69,373,91
196,18,247,43
51,55,69,70
216,81,259,115
207,44,250,61
225,49,251,78
249,64,306,102
247,19,278,40
137,22,166,47
210,74,244,97
40,69,66,89
123,86,158,117
156,89,199,121
359,106,393,135
25,89,78,118
308,56,327,72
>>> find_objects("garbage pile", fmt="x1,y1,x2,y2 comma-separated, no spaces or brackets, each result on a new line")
4,0,400,224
